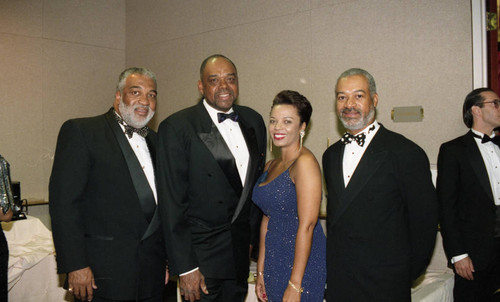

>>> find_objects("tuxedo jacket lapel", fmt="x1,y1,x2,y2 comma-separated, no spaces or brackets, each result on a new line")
331,128,388,225
146,135,156,167
141,134,161,240
194,103,259,223
231,113,259,223
105,111,157,227
328,143,346,198
196,104,243,196
464,131,495,201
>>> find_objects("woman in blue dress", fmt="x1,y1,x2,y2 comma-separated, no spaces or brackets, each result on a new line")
253,90,326,302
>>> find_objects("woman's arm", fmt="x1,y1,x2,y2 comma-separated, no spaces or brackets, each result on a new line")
284,150,322,301
255,214,269,301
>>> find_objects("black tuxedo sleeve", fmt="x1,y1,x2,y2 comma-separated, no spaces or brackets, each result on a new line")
397,144,438,280
156,118,198,275
49,120,90,274
436,143,465,259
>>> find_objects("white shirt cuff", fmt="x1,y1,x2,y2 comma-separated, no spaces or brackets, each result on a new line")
180,267,199,276
451,254,468,264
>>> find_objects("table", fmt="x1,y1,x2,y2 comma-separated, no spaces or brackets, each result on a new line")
411,271,454,302
2,215,70,301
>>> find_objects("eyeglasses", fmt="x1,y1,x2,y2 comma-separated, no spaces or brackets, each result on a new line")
478,100,500,109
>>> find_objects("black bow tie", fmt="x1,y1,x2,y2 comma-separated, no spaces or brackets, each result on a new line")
114,111,149,138
341,132,366,146
473,133,500,146
341,125,375,147
217,112,239,123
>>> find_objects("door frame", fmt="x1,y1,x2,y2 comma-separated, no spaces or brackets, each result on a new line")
472,0,488,88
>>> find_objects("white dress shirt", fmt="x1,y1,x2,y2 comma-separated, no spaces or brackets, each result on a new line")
342,120,380,187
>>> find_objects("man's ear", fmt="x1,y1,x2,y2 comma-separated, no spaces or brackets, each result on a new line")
197,80,204,96
372,93,379,108
114,91,121,112
471,105,481,118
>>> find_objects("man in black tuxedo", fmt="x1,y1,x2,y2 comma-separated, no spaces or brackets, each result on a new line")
49,67,167,302
157,54,266,302
322,68,438,301
437,88,500,302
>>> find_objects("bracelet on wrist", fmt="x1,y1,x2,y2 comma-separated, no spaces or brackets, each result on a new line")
288,280,303,293
257,271,264,276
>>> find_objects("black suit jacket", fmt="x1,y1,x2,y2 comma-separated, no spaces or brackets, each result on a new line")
157,101,266,281
437,131,499,271
49,109,166,300
322,125,438,302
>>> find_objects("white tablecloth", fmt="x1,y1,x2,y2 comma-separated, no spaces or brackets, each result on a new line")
411,271,454,302
2,215,70,301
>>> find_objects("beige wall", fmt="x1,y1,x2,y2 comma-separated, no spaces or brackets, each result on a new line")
126,0,473,170
0,0,126,201
0,0,474,203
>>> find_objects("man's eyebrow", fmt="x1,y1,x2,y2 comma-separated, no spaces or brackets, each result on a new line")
336,89,366,96
208,73,237,77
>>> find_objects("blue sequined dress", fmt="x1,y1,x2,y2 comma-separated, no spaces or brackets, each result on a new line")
252,168,326,302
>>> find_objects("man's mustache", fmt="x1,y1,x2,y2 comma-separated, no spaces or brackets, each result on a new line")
341,108,360,115
216,89,234,97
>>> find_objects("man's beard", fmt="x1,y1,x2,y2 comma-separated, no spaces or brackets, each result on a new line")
118,99,155,128
339,106,375,131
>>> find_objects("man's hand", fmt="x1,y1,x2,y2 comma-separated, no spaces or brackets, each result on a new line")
165,265,169,285
68,266,97,301
179,270,208,302
454,256,475,280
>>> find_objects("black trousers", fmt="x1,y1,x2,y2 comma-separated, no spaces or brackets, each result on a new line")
454,238,500,302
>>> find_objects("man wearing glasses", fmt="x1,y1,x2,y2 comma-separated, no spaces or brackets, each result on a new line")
437,88,500,301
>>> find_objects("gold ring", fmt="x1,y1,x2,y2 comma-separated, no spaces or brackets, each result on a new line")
68,288,73,292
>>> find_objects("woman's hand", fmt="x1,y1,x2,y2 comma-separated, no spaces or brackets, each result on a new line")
255,274,268,301
282,284,301,302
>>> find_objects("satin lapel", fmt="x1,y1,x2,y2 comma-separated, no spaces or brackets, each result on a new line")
141,209,160,241
331,143,346,197
324,142,345,224
231,115,259,223
141,134,160,240
197,122,243,196
464,131,494,201
105,111,157,225
331,129,388,225
146,135,156,168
